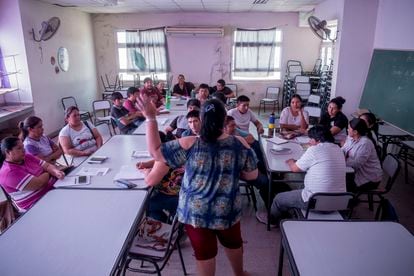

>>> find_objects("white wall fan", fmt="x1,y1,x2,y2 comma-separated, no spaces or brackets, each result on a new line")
308,16,337,42
31,17,61,42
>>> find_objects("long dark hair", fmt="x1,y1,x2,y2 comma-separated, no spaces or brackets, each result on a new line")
359,112,379,147
0,136,21,166
349,118,368,136
18,116,42,141
200,99,226,143
308,125,334,143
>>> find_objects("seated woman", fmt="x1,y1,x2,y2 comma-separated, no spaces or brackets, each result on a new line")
0,136,65,212
320,96,348,143
137,132,183,223
59,106,103,163
342,118,383,193
279,95,309,133
172,74,195,97
359,112,379,146
19,116,62,163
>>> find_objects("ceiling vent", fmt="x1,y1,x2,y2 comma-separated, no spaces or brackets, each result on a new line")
252,0,269,4
165,26,224,37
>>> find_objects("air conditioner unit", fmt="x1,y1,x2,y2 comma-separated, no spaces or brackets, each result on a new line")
164,26,224,37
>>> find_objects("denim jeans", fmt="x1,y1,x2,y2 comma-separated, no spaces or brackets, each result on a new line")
146,192,179,223
270,189,307,220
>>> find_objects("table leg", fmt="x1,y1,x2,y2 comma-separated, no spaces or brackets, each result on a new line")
278,237,284,276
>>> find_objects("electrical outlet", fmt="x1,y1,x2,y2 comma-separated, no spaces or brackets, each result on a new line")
251,91,255,95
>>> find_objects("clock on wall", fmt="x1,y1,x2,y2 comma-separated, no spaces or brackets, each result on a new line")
57,47,69,72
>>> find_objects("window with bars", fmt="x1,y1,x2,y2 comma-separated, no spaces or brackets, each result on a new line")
116,28,168,81
231,28,282,80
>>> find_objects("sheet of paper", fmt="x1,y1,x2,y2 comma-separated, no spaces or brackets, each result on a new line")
114,164,145,181
294,136,311,144
158,118,169,125
267,136,288,145
54,176,91,187
77,167,109,176
132,150,151,158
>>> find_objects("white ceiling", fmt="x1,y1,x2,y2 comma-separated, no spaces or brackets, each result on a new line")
38,0,325,14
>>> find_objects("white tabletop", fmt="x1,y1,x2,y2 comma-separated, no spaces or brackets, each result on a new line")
57,135,151,189
281,220,414,276
0,189,148,276
260,136,354,173
378,124,409,137
401,140,414,149
133,110,184,135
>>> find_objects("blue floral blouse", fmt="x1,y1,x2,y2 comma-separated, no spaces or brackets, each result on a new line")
161,136,258,230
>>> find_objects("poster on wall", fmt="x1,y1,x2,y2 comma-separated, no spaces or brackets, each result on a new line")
57,47,69,72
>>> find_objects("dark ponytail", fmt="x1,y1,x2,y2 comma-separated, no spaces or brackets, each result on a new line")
330,96,346,110
200,99,226,143
18,116,42,141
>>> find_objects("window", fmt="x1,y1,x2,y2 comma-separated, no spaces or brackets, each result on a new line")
320,20,337,69
116,28,168,82
232,28,282,80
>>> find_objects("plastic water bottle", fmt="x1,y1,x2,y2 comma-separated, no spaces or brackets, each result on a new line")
268,113,275,137
165,89,171,110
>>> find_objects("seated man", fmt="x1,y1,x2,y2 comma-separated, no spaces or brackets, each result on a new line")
110,92,142,134
140,77,164,108
123,87,145,126
165,99,200,138
196,83,210,106
227,95,264,135
211,79,235,99
181,110,201,137
256,125,346,225
172,74,195,97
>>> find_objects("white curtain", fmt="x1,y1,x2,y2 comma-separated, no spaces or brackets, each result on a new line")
234,28,278,77
125,28,168,74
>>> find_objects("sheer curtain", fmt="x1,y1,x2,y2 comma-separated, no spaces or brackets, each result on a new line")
233,28,279,78
125,28,168,74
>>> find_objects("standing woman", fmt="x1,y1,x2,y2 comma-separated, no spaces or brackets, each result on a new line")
19,116,63,163
279,95,309,133
0,137,64,212
342,118,382,192
59,106,103,159
320,96,348,143
137,96,258,276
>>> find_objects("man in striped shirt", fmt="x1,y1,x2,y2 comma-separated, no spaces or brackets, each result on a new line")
262,125,346,225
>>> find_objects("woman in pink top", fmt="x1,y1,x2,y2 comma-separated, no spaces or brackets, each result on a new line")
0,137,65,211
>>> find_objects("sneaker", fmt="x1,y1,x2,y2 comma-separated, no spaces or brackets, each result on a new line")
255,211,278,228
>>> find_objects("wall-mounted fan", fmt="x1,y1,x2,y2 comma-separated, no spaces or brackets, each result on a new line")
308,15,337,42
31,17,60,42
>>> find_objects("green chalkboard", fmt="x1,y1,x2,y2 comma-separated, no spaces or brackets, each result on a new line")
360,49,414,134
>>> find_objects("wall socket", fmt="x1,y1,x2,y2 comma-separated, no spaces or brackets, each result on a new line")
251,91,255,95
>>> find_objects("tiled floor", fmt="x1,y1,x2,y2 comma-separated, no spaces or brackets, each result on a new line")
90,109,414,276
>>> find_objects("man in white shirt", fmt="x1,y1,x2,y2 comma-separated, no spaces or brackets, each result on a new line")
257,125,346,225
227,95,264,135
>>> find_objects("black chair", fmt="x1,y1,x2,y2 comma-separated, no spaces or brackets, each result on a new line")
61,96,91,122
122,215,187,276
295,192,356,220
357,154,401,219
239,180,258,211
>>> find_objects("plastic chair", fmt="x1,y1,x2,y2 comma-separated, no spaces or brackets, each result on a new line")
0,186,18,233
122,215,187,276
92,100,114,136
295,82,311,100
304,106,321,126
259,87,280,114
239,180,258,211
226,83,238,108
307,94,321,106
61,96,91,122
357,154,401,219
295,192,356,220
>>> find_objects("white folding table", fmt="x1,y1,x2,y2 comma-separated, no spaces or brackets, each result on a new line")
0,189,149,276
279,220,414,276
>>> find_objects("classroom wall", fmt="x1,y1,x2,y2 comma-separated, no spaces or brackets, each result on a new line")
92,12,320,106
0,0,32,105
18,0,98,135
374,0,414,50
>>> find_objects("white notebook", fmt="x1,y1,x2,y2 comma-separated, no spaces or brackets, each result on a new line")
267,136,288,145
113,165,145,181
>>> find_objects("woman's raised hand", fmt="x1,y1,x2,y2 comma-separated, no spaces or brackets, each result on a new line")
136,93,157,119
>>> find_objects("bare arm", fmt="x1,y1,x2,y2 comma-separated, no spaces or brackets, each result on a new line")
280,124,301,131
42,162,65,179
330,126,342,136
37,144,63,163
59,136,89,157
286,159,303,172
144,161,170,187
24,172,51,191
92,128,103,148
254,120,264,134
